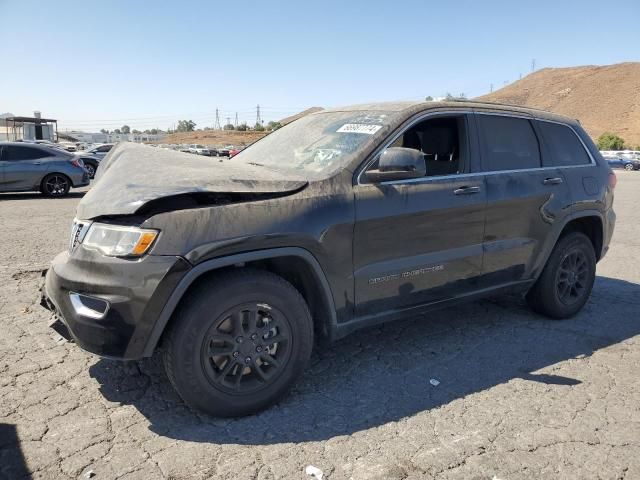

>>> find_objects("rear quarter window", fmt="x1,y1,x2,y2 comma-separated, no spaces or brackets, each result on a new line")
477,115,541,171
537,121,592,167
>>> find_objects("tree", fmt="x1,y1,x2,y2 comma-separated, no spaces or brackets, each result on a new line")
266,121,282,131
223,123,235,130
425,96,434,102
176,120,196,132
132,129,141,134
121,125,131,134
114,128,121,134
100,128,108,134
597,132,625,151
254,123,265,132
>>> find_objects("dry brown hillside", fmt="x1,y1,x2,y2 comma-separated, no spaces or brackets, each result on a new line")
478,62,640,147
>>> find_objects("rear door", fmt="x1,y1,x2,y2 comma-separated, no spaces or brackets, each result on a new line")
476,112,573,286
353,112,487,317
2,145,52,191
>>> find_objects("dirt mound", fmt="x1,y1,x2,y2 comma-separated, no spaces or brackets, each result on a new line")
159,130,266,147
159,107,324,146
477,62,640,147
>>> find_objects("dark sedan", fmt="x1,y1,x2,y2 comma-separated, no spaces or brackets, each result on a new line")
604,155,640,171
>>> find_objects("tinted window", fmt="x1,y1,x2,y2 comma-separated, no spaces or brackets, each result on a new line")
538,122,591,167
3,145,50,161
478,115,541,171
98,145,112,152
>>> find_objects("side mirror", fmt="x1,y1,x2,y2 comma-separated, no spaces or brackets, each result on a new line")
365,147,426,183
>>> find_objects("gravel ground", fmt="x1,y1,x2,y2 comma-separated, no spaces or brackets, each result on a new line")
1,173,639,480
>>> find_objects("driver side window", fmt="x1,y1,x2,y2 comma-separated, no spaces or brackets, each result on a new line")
383,115,468,177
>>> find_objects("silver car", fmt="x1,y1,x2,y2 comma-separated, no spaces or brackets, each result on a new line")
85,143,114,160
0,142,89,196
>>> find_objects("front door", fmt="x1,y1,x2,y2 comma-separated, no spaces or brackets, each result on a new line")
353,113,486,317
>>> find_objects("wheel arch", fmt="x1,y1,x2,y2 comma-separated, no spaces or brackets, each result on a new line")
533,211,605,281
143,247,338,357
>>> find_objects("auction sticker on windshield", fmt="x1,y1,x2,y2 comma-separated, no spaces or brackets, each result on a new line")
337,123,382,134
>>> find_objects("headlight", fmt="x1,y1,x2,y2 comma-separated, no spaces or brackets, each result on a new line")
82,223,159,257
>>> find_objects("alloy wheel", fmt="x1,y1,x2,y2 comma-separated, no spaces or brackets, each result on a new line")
45,175,69,196
555,249,589,306
200,302,292,394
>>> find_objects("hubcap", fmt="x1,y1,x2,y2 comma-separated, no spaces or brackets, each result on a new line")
86,165,95,177
556,249,589,305
200,302,292,393
45,176,68,195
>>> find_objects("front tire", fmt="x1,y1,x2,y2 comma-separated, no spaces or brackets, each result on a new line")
163,269,313,417
526,231,596,319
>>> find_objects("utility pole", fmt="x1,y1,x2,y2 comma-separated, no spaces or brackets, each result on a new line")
226,117,231,127
214,109,221,130
256,104,262,126
234,112,238,128
531,58,536,72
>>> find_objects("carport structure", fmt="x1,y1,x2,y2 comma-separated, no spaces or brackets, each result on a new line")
3,114,58,142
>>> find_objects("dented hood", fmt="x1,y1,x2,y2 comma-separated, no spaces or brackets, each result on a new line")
76,143,308,219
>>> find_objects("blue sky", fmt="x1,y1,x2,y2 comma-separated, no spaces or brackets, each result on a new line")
1,0,638,131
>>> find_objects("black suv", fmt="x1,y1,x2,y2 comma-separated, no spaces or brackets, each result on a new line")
42,101,616,416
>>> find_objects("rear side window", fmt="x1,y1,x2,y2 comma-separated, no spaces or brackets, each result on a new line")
3,146,50,161
98,145,112,152
537,121,592,167
477,115,541,171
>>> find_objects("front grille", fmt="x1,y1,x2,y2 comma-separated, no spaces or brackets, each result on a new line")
69,220,91,253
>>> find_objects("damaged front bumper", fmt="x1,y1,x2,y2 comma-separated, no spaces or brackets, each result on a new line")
41,248,191,360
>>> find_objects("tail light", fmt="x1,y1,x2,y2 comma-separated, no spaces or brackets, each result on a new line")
69,158,83,169
608,172,617,189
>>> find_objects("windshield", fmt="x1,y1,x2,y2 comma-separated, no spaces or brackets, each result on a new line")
235,111,395,178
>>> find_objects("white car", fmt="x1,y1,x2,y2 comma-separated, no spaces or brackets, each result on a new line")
187,144,211,156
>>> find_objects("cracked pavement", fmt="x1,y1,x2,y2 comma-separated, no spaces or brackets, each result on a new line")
1,173,639,480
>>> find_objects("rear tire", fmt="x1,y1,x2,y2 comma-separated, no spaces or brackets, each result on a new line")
163,269,313,417
41,173,71,197
624,163,634,171
526,231,596,319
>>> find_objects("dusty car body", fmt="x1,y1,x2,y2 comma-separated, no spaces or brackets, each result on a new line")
42,101,616,416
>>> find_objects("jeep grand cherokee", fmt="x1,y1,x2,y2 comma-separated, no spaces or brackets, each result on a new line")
42,101,616,416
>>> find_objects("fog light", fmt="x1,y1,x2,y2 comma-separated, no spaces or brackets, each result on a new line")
69,292,109,319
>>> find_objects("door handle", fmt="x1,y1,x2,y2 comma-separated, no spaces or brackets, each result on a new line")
453,186,481,195
543,177,563,185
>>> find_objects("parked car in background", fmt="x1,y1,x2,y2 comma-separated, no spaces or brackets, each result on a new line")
216,146,231,156
42,101,615,417
74,153,101,178
86,144,114,160
602,154,640,171
0,142,89,196
229,147,243,158
58,142,77,152
188,144,211,156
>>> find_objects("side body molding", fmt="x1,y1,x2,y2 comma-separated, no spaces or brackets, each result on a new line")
142,247,338,356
